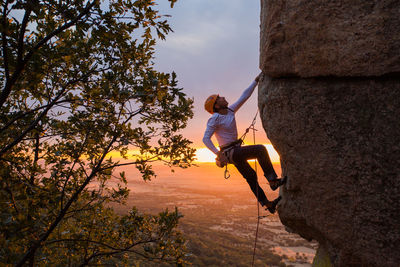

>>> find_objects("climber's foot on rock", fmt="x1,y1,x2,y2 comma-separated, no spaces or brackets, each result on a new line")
265,196,282,214
269,176,287,191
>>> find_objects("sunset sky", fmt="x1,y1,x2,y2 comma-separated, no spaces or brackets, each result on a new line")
151,1,275,160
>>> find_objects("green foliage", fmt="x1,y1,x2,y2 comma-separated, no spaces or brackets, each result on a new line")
0,0,194,266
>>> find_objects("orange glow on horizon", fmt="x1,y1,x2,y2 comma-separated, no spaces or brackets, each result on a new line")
106,144,280,164
195,144,280,164
195,148,216,163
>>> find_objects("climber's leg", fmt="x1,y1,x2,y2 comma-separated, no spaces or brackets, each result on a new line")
233,145,286,191
269,176,287,191
232,155,269,206
249,144,277,180
266,196,282,214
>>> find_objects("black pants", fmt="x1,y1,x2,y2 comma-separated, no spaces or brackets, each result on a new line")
232,145,277,205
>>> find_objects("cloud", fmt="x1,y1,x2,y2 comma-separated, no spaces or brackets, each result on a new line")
159,21,228,55
156,0,258,55
152,0,264,147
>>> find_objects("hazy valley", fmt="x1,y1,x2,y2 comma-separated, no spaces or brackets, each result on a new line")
112,163,317,266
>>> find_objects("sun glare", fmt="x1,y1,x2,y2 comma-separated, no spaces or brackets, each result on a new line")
195,144,280,164
265,144,280,163
107,144,280,164
195,148,216,163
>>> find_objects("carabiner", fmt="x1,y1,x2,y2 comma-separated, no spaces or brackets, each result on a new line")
224,165,230,179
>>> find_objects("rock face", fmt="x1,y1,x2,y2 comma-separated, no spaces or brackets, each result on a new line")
260,0,400,77
258,1,400,266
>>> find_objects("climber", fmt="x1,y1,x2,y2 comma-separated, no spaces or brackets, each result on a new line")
202,73,286,213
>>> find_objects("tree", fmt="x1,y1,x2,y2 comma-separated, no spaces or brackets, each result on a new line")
0,0,195,266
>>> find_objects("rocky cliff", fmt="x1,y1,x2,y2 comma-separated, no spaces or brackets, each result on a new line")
258,1,400,266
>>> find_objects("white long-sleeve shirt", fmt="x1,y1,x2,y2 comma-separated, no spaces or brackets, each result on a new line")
202,80,258,154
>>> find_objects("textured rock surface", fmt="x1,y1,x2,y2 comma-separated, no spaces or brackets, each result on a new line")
260,0,400,77
258,77,400,266
259,0,400,266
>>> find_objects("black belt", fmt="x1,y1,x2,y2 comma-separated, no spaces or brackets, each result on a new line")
220,139,242,151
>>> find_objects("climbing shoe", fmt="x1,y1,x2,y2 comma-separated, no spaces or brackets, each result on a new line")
265,196,282,214
269,176,287,191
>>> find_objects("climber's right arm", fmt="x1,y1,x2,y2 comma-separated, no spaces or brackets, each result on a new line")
229,73,261,112
203,117,219,155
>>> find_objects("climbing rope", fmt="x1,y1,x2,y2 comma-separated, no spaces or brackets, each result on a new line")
240,109,272,265
216,108,262,264
223,108,262,265
220,109,263,265
240,110,258,142
251,111,261,267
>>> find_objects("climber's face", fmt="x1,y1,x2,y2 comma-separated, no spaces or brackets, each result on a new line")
214,96,228,110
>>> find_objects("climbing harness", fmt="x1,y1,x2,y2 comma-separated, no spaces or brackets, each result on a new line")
220,110,259,179
218,139,243,179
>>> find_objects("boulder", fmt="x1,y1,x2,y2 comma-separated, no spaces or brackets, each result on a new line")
260,0,400,77
258,76,400,266
259,1,400,265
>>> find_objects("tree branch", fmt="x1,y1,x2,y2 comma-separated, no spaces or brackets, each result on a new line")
0,0,97,108
81,247,176,267
1,0,10,81
97,157,159,172
0,66,117,135
29,131,40,184
16,122,120,267
0,75,86,157
77,239,162,267
16,0,34,67
3,178,19,213
60,132,90,209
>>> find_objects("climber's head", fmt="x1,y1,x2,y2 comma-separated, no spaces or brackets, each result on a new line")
204,94,228,114
204,94,218,114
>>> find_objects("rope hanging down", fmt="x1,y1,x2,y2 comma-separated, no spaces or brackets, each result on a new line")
246,110,271,266
220,109,266,266
221,109,263,265
251,110,260,267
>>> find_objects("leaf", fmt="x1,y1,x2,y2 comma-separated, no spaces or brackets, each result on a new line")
0,0,193,265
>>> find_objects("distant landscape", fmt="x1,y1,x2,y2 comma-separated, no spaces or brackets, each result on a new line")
112,162,317,266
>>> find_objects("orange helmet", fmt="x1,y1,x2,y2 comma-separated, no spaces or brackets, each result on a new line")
204,94,218,114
